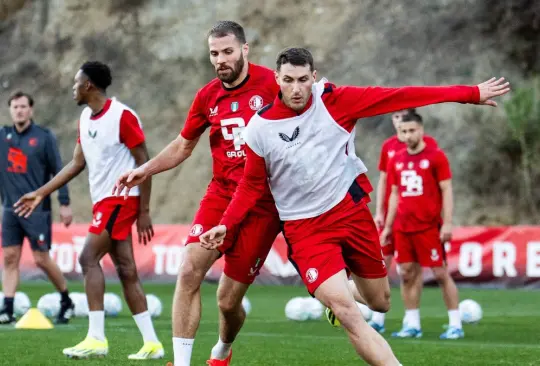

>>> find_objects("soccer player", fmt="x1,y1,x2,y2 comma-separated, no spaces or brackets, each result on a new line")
0,91,74,325
112,21,281,366
368,109,439,333
13,62,164,359
199,47,509,365
381,112,464,339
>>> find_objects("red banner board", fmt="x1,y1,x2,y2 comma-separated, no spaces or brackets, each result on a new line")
1,224,539,288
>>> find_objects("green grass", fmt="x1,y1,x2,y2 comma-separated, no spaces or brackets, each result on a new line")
1,282,539,365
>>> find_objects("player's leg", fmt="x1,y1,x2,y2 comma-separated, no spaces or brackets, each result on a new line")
369,239,395,331
173,243,220,366
315,270,401,365
0,211,24,323
24,211,74,323
417,227,463,339
109,233,164,359
209,211,281,363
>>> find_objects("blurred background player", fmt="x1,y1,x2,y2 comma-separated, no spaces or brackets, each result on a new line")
0,91,74,325
13,62,163,359
381,112,464,339
369,108,439,333
113,21,281,366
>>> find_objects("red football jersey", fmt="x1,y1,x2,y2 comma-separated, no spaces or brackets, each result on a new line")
387,146,451,233
378,134,438,215
180,63,279,197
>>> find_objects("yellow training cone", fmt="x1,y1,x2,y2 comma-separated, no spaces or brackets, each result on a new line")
15,308,54,329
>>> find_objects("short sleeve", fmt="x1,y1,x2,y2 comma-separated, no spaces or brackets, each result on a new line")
180,90,210,140
119,110,145,149
434,150,452,182
378,142,389,172
386,157,398,187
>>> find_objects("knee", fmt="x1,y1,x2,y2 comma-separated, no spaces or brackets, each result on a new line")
177,258,206,290
400,265,417,284
326,296,359,323
217,293,242,315
4,251,20,268
432,268,449,284
116,263,138,283
367,289,391,313
78,250,99,273
33,253,49,269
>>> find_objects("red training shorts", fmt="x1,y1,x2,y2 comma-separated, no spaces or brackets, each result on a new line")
282,180,387,295
394,226,446,267
89,196,139,241
185,187,281,285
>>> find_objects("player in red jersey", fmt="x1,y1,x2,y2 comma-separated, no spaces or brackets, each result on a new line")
381,112,464,340
200,47,509,365
369,109,439,332
113,21,280,366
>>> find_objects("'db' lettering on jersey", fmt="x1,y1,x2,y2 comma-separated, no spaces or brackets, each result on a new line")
221,117,247,158
400,170,423,197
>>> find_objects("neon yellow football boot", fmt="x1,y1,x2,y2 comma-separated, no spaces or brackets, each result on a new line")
62,336,108,359
128,341,165,360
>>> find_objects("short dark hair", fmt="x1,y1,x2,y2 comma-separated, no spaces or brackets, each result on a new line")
402,112,423,124
207,21,246,44
80,61,112,91
276,47,314,71
8,91,34,107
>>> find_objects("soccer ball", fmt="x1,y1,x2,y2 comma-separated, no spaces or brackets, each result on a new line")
285,297,310,321
459,299,482,324
304,298,324,320
146,294,162,318
37,293,61,317
70,292,89,317
357,303,373,321
242,296,252,315
14,292,31,316
104,293,123,317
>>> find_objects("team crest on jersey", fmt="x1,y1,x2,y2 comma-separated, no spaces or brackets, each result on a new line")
88,130,97,139
29,137,38,147
420,159,430,169
249,95,264,111
189,224,203,237
6,133,12,140
306,268,318,283
230,101,239,112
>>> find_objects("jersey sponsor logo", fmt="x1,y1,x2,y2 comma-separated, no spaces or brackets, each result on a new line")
209,106,218,117
220,117,246,157
29,137,38,147
388,150,395,158
400,170,423,197
189,224,203,237
230,101,239,112
278,126,300,143
7,147,27,173
88,129,97,139
249,95,264,111
306,268,318,283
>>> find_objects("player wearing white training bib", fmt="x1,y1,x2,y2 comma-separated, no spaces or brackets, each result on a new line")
14,61,164,360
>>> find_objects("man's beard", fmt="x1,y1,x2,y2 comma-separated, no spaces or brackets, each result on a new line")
216,56,244,84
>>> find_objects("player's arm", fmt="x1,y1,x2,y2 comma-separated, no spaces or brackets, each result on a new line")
199,146,269,249
14,143,86,218
129,142,155,244
380,185,398,245
374,143,389,228
439,179,453,243
143,135,200,177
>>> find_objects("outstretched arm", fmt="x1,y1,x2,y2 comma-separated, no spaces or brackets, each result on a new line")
199,146,269,248
14,143,86,218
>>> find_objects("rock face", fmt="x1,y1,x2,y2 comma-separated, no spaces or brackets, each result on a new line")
0,0,537,224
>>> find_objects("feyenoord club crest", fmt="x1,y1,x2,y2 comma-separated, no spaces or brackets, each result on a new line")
231,101,239,112
249,95,264,110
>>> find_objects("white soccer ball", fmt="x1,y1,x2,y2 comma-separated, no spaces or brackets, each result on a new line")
146,294,162,318
459,299,482,324
304,297,324,320
70,292,89,317
104,293,123,317
285,297,310,321
242,296,252,315
37,293,61,317
14,292,31,316
357,302,373,321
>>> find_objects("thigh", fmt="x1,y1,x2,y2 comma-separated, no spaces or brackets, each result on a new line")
341,201,387,280
80,231,113,263
20,211,52,252
351,274,390,303
1,210,24,248
108,234,136,269
223,211,281,284
394,231,416,265
414,227,445,267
